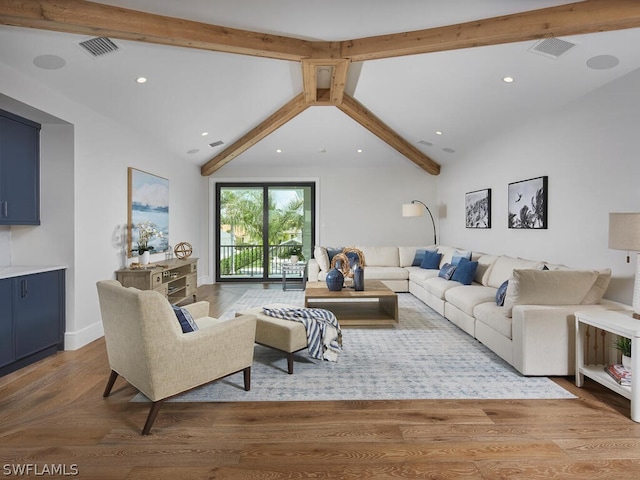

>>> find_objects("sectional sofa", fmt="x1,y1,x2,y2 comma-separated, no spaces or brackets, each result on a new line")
309,245,629,376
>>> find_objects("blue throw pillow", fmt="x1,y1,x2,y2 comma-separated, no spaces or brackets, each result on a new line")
412,248,437,266
451,250,472,266
451,257,478,285
327,247,343,262
420,251,442,269
172,305,199,333
496,280,509,306
438,263,457,280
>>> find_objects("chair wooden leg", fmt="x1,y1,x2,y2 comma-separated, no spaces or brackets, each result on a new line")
103,370,119,397
142,400,164,436
287,353,294,374
243,366,251,391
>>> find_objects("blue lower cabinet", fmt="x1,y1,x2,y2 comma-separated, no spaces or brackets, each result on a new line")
0,269,65,376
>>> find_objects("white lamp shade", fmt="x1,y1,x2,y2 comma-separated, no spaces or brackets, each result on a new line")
609,213,640,251
402,203,423,217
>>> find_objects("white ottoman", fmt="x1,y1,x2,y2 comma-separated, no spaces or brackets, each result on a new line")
235,303,307,374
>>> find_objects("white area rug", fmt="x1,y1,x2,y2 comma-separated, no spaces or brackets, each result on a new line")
133,289,575,402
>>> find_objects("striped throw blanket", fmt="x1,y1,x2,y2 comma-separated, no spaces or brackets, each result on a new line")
262,307,343,362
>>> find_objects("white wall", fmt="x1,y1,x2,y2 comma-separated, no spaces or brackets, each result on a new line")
438,67,640,304
0,63,207,349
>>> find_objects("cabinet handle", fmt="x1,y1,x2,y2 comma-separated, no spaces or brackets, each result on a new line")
1,202,7,218
21,279,28,298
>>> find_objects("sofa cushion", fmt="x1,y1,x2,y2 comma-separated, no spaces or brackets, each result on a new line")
486,256,544,288
503,269,599,317
358,246,399,267
445,285,498,316
420,251,442,269
314,246,330,271
451,258,478,285
437,246,458,268
580,269,611,304
408,266,439,283
361,266,409,281
475,254,499,286
423,276,463,300
438,263,456,280
474,302,512,340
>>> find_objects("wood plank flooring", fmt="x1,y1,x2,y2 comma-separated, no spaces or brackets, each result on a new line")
2,283,640,479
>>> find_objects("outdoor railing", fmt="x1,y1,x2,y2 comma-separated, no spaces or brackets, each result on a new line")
219,244,304,278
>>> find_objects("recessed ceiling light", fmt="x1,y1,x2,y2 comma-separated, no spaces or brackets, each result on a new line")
136,77,147,84
356,148,363,153
503,76,514,83
201,132,209,136
435,131,443,136
33,54,66,70
318,148,326,153
276,149,282,153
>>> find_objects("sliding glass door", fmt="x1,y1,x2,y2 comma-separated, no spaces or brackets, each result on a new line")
216,182,315,282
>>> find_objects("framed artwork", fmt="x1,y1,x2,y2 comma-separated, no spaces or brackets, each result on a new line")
465,188,491,228
508,176,548,229
127,168,169,257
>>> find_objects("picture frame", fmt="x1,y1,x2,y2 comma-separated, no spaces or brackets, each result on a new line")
127,168,169,257
508,176,548,229
465,188,491,228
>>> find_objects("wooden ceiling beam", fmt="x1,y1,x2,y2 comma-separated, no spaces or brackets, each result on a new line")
200,94,308,176
341,0,640,61
301,59,351,106
337,94,441,175
0,0,315,61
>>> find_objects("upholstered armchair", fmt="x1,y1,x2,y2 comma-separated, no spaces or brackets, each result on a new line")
96,280,257,435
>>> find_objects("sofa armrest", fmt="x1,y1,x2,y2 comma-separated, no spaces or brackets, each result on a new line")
308,259,320,282
182,301,210,319
511,303,626,376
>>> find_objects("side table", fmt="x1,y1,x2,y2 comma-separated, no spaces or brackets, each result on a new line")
575,309,640,422
282,262,307,291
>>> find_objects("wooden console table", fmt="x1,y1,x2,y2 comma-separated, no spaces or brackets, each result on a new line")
116,258,197,305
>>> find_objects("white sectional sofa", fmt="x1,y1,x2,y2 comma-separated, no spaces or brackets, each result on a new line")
309,245,629,376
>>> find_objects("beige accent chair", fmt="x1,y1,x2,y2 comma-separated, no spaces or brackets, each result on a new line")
96,280,257,435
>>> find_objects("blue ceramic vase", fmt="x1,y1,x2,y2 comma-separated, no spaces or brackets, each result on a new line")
353,264,364,291
325,267,344,291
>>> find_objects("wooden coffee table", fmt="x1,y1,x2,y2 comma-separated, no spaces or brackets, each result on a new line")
304,280,398,326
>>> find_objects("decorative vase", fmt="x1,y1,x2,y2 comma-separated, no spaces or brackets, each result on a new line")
140,250,150,265
290,255,299,264
325,267,344,291
353,263,364,291
623,354,632,370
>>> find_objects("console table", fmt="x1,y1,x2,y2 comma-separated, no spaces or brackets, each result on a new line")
575,309,640,422
116,258,197,305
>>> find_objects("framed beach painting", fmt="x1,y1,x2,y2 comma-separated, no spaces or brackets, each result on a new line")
465,188,491,228
127,168,169,257
508,176,547,229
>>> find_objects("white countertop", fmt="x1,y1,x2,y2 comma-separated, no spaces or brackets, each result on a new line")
0,265,67,279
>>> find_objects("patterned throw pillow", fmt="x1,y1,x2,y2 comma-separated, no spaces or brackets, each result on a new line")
496,280,509,306
438,263,457,280
173,305,199,333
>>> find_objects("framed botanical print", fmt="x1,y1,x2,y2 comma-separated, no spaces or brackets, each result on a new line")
508,176,548,229
465,188,491,228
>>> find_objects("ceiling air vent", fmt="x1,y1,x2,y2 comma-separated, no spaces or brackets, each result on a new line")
78,37,120,57
529,37,576,59
209,141,224,148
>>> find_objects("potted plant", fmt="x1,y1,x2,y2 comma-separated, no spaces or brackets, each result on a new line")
132,221,164,265
289,245,303,264
613,336,632,369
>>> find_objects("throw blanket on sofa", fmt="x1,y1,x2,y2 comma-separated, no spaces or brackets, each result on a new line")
262,307,343,362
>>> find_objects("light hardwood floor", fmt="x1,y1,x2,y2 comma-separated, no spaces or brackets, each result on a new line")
1,283,640,479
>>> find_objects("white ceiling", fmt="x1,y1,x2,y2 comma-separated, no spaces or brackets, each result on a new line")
1,0,640,173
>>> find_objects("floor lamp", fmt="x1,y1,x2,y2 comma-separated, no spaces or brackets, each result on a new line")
609,212,640,319
402,200,437,245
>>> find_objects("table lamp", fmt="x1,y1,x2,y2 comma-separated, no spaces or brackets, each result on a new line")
608,212,640,319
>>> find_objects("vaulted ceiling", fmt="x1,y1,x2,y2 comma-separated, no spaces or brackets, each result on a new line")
1,0,640,176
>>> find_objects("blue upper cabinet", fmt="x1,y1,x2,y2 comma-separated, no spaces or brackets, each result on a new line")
0,110,41,225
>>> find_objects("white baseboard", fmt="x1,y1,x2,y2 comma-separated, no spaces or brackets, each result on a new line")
64,321,104,351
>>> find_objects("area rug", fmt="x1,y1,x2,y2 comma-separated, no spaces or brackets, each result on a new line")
133,290,575,402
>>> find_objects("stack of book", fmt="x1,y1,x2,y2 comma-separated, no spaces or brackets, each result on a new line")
605,364,632,386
